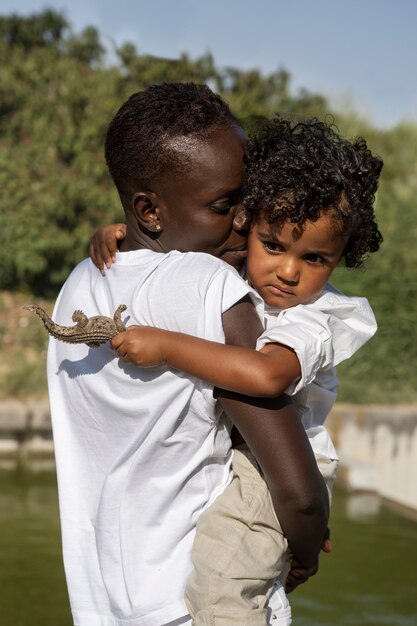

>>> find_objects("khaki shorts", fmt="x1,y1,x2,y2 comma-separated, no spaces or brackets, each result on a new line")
185,445,288,626
185,445,338,626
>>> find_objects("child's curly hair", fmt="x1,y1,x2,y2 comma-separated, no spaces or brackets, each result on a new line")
243,117,383,268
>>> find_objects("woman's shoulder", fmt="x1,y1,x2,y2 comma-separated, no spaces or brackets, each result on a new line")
158,250,243,281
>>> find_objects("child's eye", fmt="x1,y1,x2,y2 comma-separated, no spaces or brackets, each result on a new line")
305,253,325,264
264,241,282,252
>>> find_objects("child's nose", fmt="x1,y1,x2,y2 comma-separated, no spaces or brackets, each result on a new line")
276,257,299,283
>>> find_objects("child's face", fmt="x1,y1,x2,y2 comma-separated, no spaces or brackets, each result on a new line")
247,212,346,309
153,126,248,270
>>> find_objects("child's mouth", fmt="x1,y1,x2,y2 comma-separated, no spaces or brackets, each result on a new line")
268,284,294,296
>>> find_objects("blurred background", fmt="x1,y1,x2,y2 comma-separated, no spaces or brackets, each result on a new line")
0,1,416,624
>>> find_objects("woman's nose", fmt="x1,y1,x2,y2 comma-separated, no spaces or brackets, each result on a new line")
233,206,250,231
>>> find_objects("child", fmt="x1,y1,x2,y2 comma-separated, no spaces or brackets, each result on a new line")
96,116,383,623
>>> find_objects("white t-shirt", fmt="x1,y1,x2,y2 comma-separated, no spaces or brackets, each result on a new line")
47,249,261,626
256,284,377,460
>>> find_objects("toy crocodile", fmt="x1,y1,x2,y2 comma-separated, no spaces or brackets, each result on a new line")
24,304,127,347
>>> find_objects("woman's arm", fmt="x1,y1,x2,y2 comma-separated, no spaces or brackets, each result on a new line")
218,297,329,585
111,325,301,398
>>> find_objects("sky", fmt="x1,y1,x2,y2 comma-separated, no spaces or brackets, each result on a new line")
3,0,417,128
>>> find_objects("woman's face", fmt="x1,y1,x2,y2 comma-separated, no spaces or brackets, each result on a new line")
152,126,249,269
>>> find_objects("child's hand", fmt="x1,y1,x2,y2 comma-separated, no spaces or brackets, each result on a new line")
285,528,332,593
111,326,168,367
285,557,318,594
89,223,127,275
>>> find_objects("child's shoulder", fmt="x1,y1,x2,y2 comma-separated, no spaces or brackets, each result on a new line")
310,283,374,317
307,284,377,350
268,283,376,339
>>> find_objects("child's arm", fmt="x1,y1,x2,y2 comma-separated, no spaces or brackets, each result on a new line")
89,223,127,275
111,325,301,397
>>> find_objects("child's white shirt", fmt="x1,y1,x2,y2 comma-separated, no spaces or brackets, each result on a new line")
256,283,377,460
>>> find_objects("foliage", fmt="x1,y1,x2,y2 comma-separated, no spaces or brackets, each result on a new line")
331,122,417,403
0,43,125,294
0,9,69,49
0,9,415,403
0,9,328,297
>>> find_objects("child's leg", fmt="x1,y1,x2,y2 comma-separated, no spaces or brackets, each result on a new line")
185,445,290,626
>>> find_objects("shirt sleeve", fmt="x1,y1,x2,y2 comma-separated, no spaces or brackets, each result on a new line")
203,264,264,342
134,251,263,341
256,290,377,395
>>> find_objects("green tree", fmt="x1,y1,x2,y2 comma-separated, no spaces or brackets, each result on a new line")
66,26,105,65
0,9,331,295
0,9,69,50
0,42,125,294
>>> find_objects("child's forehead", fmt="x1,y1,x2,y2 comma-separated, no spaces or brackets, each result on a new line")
253,210,342,238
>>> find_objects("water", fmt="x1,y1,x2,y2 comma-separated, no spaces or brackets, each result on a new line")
291,490,417,625
1,469,417,626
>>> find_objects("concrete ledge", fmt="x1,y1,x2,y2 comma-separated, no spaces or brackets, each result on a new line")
327,404,417,515
0,400,53,467
0,400,29,432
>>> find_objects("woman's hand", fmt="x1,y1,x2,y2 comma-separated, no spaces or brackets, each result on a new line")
89,223,127,275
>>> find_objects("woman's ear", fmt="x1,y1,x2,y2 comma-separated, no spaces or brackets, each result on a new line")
132,191,163,233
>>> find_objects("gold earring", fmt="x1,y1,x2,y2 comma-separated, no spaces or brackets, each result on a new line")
155,223,161,231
